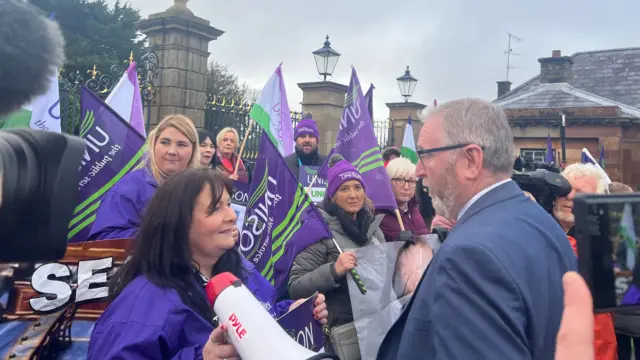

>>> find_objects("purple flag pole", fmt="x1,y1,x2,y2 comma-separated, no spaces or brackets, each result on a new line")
240,131,334,293
545,134,554,164
333,67,397,210
364,83,374,121
67,87,146,243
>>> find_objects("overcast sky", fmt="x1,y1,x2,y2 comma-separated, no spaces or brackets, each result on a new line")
111,0,640,120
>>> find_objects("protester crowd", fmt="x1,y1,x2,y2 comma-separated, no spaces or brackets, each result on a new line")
75,96,640,360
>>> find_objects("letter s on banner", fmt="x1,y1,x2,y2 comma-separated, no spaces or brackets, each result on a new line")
75,257,113,302
29,263,73,312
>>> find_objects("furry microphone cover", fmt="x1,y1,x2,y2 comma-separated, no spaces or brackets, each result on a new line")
0,0,65,117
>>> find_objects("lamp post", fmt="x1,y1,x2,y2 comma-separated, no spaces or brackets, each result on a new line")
312,35,341,81
396,66,418,102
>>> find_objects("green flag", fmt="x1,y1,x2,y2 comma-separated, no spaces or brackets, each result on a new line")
401,116,418,164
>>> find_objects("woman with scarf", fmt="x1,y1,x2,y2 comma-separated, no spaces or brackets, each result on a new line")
87,114,199,240
87,168,328,359
288,154,385,359
215,127,249,183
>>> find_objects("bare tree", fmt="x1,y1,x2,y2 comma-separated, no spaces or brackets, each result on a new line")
243,88,261,103
206,61,247,101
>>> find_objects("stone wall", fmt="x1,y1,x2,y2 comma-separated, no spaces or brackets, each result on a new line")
138,3,223,128
298,81,348,155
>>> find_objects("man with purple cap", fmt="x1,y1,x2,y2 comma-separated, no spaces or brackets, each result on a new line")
285,114,327,181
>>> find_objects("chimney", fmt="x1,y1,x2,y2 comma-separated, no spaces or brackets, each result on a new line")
496,81,512,98
538,50,574,84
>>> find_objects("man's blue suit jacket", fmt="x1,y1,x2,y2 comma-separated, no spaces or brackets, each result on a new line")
377,180,577,360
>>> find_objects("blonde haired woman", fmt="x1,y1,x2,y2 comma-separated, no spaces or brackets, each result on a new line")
377,157,429,242
215,127,249,183
87,114,199,240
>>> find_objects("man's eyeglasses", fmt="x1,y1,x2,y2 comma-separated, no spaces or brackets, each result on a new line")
417,143,485,163
392,178,418,188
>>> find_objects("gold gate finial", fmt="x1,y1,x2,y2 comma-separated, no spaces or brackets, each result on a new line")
87,65,99,79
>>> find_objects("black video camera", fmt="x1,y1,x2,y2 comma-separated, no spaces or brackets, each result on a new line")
574,193,640,313
512,156,572,213
0,129,85,262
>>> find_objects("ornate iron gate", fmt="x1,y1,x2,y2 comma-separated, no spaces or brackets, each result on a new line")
59,47,158,136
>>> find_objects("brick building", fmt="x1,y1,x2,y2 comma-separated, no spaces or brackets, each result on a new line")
493,48,640,188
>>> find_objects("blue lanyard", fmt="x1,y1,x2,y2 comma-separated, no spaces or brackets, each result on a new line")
298,158,302,166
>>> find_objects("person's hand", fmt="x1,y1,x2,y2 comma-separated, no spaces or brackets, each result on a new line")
289,298,306,311
203,323,240,360
229,173,239,181
312,293,328,325
523,191,536,202
288,294,328,325
334,252,357,277
555,271,594,360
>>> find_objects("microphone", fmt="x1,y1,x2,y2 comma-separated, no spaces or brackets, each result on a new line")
205,273,339,360
0,0,65,117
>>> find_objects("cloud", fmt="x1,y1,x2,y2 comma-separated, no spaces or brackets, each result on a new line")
111,0,640,120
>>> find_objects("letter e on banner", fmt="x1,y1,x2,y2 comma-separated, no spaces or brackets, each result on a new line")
29,263,73,312
76,257,113,302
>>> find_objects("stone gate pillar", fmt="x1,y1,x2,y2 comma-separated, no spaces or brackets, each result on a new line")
137,0,223,128
386,101,427,149
297,81,348,155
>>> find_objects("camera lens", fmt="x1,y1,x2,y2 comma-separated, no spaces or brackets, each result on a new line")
0,130,40,233
0,128,85,262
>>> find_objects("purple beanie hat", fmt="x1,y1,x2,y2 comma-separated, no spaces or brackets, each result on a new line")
327,157,365,199
294,119,320,140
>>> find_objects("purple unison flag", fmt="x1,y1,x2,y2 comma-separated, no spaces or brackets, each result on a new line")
334,68,396,210
545,134,554,164
67,87,146,243
364,83,374,121
239,131,333,292
316,147,334,179
276,293,325,352
599,145,605,169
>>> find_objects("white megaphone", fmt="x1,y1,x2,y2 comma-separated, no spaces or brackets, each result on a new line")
205,272,339,360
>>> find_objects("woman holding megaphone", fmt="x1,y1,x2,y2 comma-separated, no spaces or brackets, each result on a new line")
87,168,328,359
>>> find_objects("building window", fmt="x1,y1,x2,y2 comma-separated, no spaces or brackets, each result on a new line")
520,148,555,162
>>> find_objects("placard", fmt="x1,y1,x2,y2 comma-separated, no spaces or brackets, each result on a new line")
299,166,326,203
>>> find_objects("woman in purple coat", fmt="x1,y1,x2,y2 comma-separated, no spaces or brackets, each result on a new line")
87,114,200,241
88,168,328,359
376,157,429,242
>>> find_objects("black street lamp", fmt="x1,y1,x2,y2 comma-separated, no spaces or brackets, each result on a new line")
396,66,418,102
312,35,341,81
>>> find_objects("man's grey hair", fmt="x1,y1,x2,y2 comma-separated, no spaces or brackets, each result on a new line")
417,98,514,174
561,163,608,194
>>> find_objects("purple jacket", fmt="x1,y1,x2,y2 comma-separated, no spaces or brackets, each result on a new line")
376,198,429,242
87,258,294,359
87,168,158,241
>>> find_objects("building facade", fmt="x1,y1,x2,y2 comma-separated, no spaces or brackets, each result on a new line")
494,48,640,188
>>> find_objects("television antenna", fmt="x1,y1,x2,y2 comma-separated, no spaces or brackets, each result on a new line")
505,32,523,81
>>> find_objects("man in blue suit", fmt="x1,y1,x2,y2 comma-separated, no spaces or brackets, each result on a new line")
377,98,577,360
